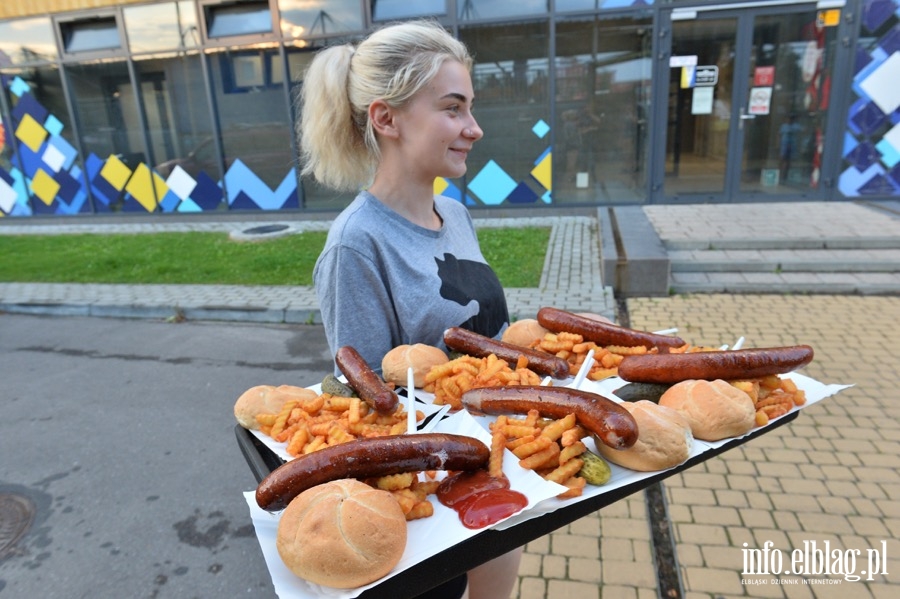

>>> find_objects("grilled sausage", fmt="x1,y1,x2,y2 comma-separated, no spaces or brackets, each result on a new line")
335,345,398,413
616,345,815,385
461,385,638,449
256,433,490,511
443,327,571,379
537,307,685,351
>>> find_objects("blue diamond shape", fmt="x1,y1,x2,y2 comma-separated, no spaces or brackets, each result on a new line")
10,76,29,97
532,119,550,139
44,114,64,136
467,160,517,206
851,101,886,136
847,141,880,171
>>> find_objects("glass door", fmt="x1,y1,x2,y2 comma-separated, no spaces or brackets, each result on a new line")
660,2,838,201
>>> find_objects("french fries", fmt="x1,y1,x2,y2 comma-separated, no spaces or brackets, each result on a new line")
489,409,591,499
255,390,435,519
527,332,652,381
731,375,806,426
423,353,542,410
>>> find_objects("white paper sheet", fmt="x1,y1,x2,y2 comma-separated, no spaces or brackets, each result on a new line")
478,371,852,530
244,406,565,599
243,371,851,596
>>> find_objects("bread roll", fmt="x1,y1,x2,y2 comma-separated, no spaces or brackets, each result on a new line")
501,319,549,347
595,400,693,471
381,344,448,387
659,379,756,441
276,479,407,588
234,384,318,429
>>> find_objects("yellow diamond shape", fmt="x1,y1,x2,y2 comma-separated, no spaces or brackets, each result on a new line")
531,151,552,191
15,113,48,152
125,163,168,212
30,168,60,205
434,177,449,196
100,154,133,191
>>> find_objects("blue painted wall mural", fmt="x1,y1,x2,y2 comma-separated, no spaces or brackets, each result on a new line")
1,74,300,217
2,73,551,216
840,0,900,196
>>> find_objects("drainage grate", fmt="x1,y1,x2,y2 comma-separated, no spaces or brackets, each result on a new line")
229,223,295,242
241,224,291,235
0,493,35,558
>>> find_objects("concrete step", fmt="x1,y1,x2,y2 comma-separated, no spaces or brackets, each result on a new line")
669,271,900,295
664,236,900,251
669,248,900,273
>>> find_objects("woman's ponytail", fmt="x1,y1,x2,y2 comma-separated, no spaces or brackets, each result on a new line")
298,44,373,191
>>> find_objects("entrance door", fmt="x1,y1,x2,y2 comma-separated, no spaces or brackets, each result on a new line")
659,2,839,202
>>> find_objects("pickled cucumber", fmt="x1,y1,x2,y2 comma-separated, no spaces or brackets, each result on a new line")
578,448,612,486
321,374,356,397
613,382,671,403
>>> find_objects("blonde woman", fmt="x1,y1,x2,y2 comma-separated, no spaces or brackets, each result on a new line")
302,20,520,599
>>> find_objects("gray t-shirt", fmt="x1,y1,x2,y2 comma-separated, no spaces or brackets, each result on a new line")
314,191,509,374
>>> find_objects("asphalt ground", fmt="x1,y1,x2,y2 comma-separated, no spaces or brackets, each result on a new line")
0,314,334,598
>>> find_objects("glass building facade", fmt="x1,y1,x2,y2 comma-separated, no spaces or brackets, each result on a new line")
0,0,897,218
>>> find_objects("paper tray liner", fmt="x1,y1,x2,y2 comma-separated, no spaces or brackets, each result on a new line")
243,371,851,597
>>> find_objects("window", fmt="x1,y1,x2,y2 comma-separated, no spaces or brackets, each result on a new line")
0,17,57,65
207,47,294,192
459,22,551,206
124,1,199,53
458,0,547,21
278,0,363,38
371,0,446,22
205,0,273,38
554,15,653,204
59,16,121,54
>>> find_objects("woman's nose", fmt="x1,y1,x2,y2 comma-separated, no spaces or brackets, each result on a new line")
464,120,483,141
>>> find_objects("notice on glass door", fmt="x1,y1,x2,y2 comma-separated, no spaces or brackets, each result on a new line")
691,86,714,115
748,86,772,115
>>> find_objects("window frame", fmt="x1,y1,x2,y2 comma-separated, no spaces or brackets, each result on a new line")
54,10,126,60
199,0,278,46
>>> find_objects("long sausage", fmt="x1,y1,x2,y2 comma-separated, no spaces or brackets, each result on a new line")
443,327,571,379
335,345,398,413
256,433,490,511
537,307,685,351
461,386,639,450
616,345,815,385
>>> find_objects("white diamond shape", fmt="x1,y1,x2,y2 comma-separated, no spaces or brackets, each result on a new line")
0,176,17,213
42,143,66,173
165,165,197,200
884,121,900,153
860,51,900,116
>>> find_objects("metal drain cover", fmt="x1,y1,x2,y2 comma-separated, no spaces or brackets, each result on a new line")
230,223,294,242
242,224,290,235
0,493,35,557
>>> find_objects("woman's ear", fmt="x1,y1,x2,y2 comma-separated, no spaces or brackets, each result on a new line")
369,99,399,139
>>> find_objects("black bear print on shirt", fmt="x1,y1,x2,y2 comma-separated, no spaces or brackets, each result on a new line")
435,253,509,339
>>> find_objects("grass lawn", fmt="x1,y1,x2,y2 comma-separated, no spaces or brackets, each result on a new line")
0,227,550,288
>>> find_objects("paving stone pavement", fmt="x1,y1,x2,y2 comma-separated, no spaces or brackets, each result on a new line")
517,294,899,599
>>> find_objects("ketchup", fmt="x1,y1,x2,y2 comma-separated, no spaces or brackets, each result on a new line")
437,470,528,529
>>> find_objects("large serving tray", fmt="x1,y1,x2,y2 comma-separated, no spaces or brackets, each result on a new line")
236,413,796,598
237,368,854,598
